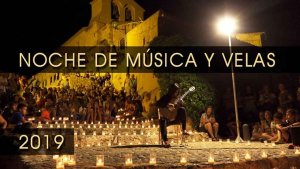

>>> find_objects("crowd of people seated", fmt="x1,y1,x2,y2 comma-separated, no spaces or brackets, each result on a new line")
215,80,300,145
0,73,156,134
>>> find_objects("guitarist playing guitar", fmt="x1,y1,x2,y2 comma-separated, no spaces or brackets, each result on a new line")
156,83,195,147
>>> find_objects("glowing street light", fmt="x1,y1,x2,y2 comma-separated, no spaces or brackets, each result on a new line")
216,16,243,143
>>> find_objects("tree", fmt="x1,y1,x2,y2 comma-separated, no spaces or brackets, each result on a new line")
155,73,215,128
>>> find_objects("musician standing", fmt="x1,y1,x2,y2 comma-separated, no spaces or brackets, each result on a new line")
156,83,189,147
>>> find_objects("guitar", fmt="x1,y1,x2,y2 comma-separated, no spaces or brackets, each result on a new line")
159,86,195,121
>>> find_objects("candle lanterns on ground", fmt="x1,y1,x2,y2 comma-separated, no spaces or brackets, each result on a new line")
96,155,104,167
125,154,133,166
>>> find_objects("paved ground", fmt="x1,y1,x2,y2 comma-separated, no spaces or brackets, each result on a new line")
19,141,300,169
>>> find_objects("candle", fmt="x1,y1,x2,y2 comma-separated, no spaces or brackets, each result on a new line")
75,144,78,147
76,121,79,124
264,140,268,146
130,142,133,145
98,121,101,124
261,150,268,158
219,139,222,143
280,150,286,156
46,121,49,125
52,117,55,121
82,132,86,136
247,140,251,146
96,155,104,167
57,124,61,128
233,152,239,163
208,154,215,164
295,149,300,155
62,155,69,165
87,144,91,147
59,117,62,121
63,124,67,128
93,131,97,136
91,121,93,124
102,132,105,136
71,125,74,128
118,132,121,136
84,121,87,124
180,155,187,164
97,143,101,147
133,132,136,135
108,142,111,146
193,139,196,142
141,131,144,135
202,139,206,142
93,125,96,128
67,155,76,166
63,121,65,125
245,151,251,161
71,121,74,125
56,157,64,169
227,139,230,143
209,138,212,142
50,124,54,128
53,155,59,160
272,142,276,147
125,154,133,165
79,125,82,128
88,125,91,128
125,125,128,128
125,133,128,136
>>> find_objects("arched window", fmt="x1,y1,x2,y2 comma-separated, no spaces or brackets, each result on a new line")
125,7,132,21
111,2,120,20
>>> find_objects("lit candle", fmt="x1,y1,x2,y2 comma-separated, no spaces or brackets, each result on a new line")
264,140,268,146
208,154,215,164
141,131,144,135
233,152,239,163
50,124,54,128
153,124,156,128
96,155,104,167
125,133,128,136
63,124,67,128
202,139,206,142
102,132,105,136
125,154,133,166
87,144,91,147
118,142,122,146
91,121,93,124
261,150,268,158
130,142,133,145
108,142,111,146
280,150,286,156
62,155,69,165
227,139,230,143
133,132,136,136
209,138,212,142
272,142,276,147
75,143,78,147
93,131,97,136
247,141,251,146
52,117,55,121
57,124,61,128
71,125,74,128
98,121,101,124
56,157,64,169
295,149,300,155
79,125,82,128
62,121,65,125
71,121,74,125
125,125,128,128
82,132,86,136
118,132,121,136
76,121,79,124
84,121,87,125
53,155,59,160
219,139,222,143
93,125,96,128
97,143,101,147
88,125,91,128
46,121,49,125
180,155,187,164
193,139,196,142
245,151,251,161
67,155,76,166
59,117,62,121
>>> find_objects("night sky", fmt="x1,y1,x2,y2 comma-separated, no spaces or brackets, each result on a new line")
2,0,300,50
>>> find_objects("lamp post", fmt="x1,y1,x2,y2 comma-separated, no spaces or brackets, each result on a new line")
217,16,243,143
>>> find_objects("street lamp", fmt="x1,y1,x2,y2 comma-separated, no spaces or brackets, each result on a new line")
217,16,243,143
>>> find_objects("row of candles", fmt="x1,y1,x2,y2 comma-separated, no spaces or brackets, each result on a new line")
74,139,283,148
37,122,159,129
54,149,300,168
